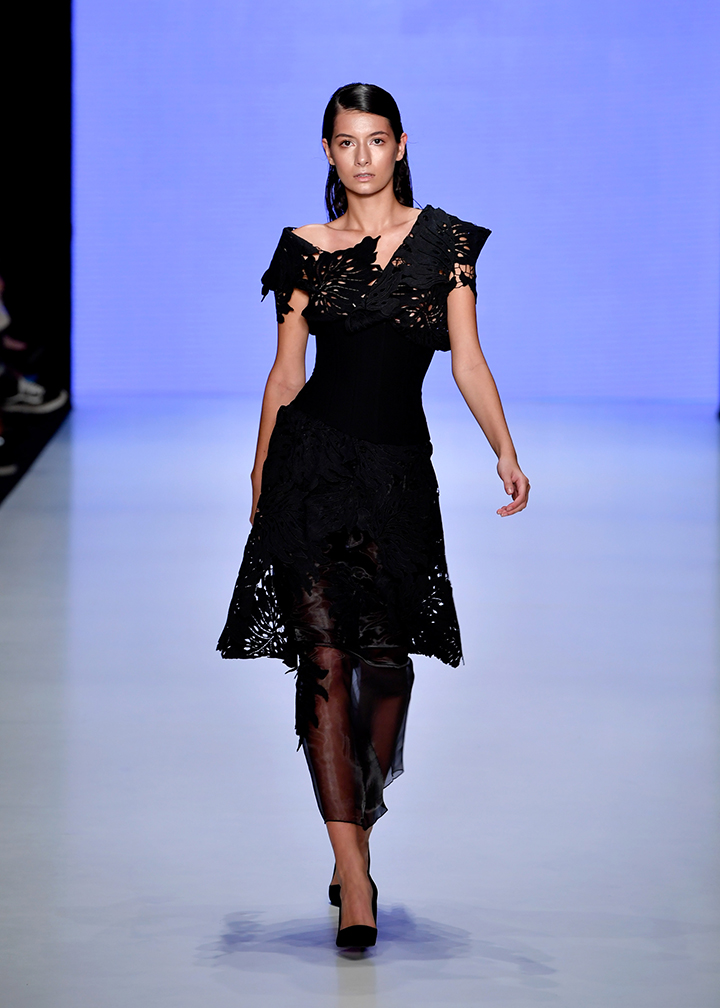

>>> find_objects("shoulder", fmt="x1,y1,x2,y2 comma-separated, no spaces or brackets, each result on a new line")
261,226,313,297
291,223,327,247
264,225,317,269
423,205,491,240
421,206,492,264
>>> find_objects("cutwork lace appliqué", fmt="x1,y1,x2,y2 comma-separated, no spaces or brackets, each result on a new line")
261,205,490,350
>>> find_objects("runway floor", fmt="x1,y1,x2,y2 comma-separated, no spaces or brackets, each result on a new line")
0,394,718,1007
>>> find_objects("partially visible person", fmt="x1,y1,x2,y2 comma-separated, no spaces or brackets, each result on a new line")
0,275,68,417
0,281,18,476
0,275,69,482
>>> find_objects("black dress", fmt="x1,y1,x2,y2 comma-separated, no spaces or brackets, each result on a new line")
218,205,490,828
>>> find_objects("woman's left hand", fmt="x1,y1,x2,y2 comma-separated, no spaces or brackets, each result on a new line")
496,458,530,516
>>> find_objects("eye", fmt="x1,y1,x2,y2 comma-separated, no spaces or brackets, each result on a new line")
370,138,385,145
339,140,353,147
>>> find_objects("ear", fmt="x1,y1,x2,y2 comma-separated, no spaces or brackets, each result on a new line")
396,131,408,161
321,137,334,166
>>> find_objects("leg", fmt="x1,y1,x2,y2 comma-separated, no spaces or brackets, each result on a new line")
299,645,413,826
329,824,371,887
289,564,413,929
300,646,363,825
298,649,376,929
357,648,414,782
326,822,375,929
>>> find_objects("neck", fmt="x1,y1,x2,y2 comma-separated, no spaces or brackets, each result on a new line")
341,180,412,233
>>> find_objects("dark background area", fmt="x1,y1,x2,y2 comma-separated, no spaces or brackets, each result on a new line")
0,2,72,505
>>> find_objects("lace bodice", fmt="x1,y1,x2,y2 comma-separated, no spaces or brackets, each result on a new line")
261,205,491,351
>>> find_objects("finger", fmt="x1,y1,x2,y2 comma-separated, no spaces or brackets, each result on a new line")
513,479,530,503
502,479,522,501
497,483,529,515
496,500,526,516
507,487,529,511
501,497,527,514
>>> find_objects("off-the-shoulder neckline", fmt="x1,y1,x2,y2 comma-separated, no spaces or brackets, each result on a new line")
287,205,434,269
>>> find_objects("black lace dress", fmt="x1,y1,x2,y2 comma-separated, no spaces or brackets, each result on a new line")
218,205,490,828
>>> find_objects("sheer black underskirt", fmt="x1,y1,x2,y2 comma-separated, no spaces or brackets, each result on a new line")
298,645,414,829
217,403,462,826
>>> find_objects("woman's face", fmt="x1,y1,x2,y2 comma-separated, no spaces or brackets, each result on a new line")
323,109,406,200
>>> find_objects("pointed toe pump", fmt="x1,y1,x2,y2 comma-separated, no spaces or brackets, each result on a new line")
336,874,378,949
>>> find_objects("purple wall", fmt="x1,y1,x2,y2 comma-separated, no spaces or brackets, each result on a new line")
73,2,720,401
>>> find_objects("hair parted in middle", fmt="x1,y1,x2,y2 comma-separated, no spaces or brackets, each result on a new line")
321,83,414,221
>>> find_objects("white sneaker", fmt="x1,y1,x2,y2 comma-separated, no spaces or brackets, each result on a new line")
2,376,69,414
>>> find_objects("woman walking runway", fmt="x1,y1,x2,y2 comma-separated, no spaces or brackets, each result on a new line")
218,82,530,949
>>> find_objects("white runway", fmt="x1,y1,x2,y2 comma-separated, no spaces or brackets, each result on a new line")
0,394,717,1007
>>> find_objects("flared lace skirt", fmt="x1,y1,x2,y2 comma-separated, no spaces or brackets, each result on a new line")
217,403,463,677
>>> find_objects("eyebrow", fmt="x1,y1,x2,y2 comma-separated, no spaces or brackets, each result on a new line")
334,130,390,139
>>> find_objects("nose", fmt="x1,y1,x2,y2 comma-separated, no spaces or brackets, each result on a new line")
356,147,370,166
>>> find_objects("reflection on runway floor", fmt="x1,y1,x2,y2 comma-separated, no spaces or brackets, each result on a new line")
0,395,717,1007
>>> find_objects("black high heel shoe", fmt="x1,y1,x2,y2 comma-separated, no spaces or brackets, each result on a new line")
328,851,370,908
328,869,341,909
336,873,378,949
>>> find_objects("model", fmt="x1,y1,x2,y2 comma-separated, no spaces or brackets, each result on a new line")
218,82,530,950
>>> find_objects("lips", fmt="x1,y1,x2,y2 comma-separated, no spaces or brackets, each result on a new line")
354,173,374,179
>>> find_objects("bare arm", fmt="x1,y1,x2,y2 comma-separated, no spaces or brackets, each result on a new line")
250,288,310,522
447,283,530,516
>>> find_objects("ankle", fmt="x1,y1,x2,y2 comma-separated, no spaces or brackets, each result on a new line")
337,854,369,882
338,868,372,895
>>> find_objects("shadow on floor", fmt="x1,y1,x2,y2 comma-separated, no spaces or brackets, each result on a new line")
201,903,557,975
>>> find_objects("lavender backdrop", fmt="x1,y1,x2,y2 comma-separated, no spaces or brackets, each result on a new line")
73,1,720,402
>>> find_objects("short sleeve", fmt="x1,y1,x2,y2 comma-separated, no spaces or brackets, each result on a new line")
260,228,311,323
450,220,491,297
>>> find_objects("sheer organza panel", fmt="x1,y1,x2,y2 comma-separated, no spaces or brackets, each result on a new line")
289,531,414,829
300,646,414,830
